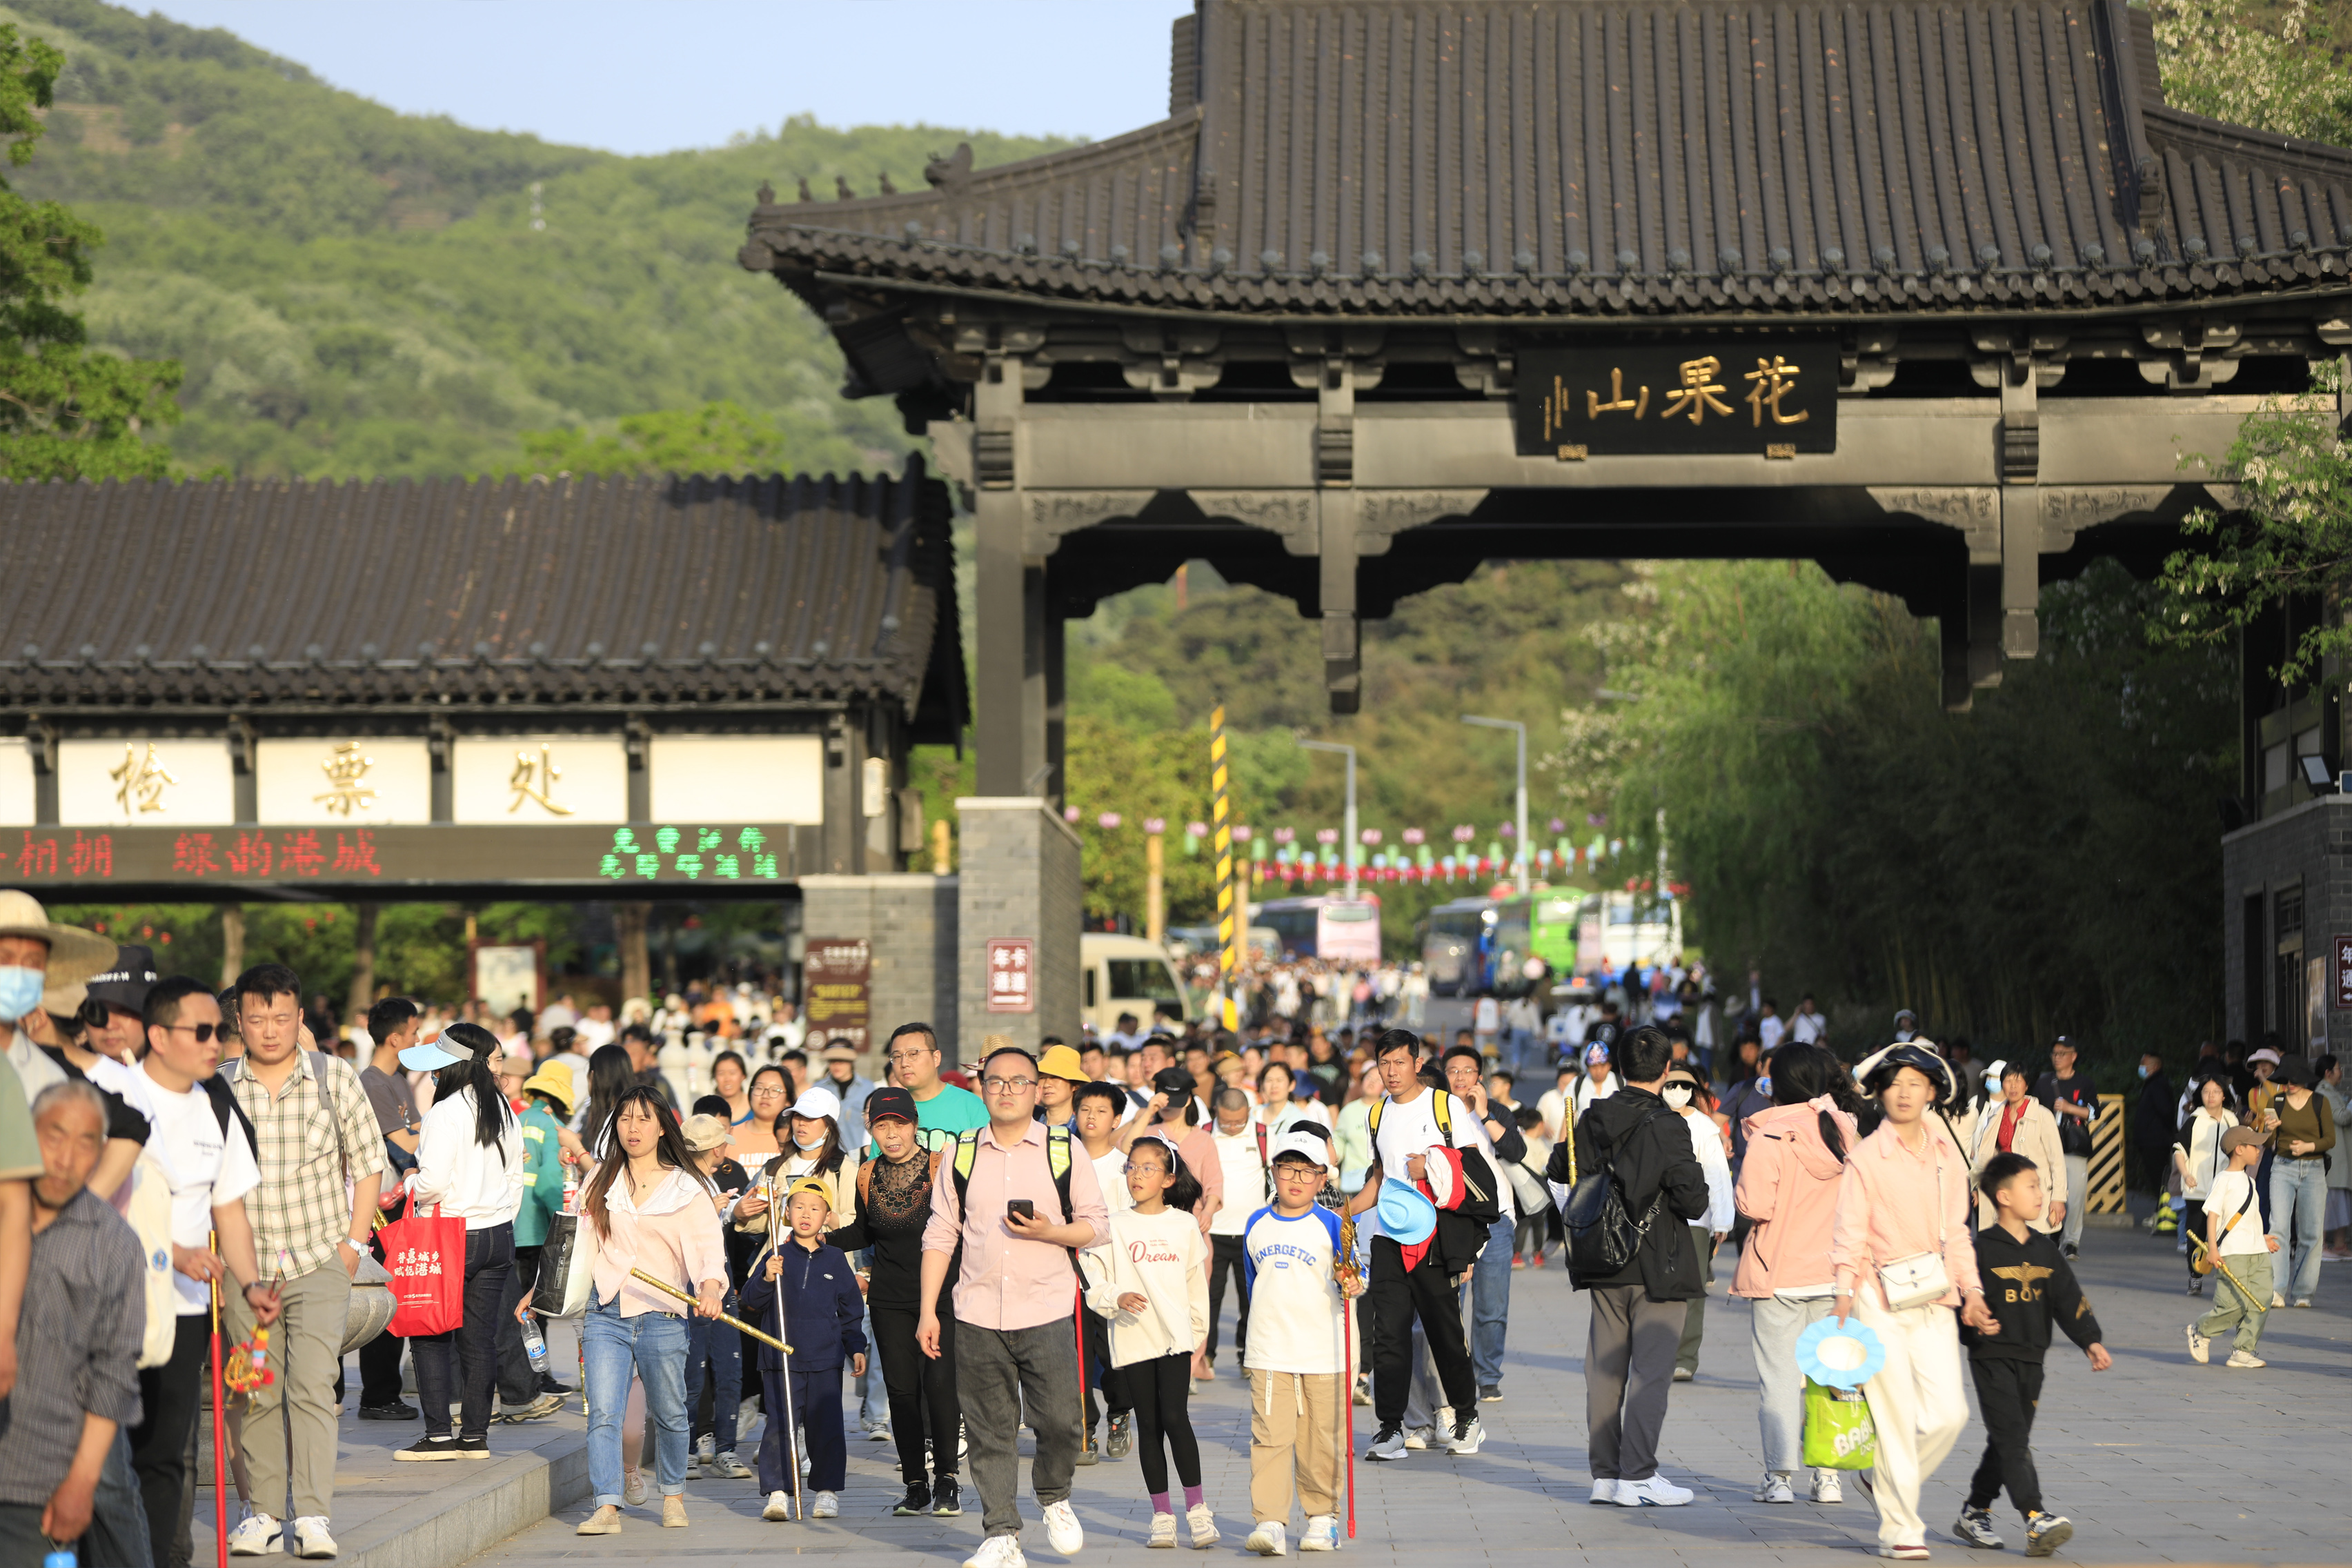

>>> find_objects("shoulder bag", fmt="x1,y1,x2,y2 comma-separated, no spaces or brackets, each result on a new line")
1875,1149,1955,1311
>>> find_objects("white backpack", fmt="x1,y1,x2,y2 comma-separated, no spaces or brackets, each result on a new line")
122,1149,179,1369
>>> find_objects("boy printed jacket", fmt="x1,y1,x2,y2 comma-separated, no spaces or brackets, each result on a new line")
1964,1226,2104,1362
743,1238,867,1373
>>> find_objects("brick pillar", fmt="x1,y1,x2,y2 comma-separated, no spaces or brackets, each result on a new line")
956,796,1083,1062
798,873,960,1074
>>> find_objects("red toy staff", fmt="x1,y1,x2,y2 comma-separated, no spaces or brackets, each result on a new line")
207,1229,230,1566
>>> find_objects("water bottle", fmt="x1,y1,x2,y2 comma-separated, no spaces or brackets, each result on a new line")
562,1167,579,1214
520,1315,550,1376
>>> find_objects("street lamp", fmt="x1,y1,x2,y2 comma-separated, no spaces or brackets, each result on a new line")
1299,740,1358,897
1461,715,1528,895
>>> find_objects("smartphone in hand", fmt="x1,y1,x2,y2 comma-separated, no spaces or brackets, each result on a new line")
1007,1198,1037,1222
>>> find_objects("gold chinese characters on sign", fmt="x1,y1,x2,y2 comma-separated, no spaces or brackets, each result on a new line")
110,744,176,815
315,742,377,817
1516,340,1835,459
508,744,575,816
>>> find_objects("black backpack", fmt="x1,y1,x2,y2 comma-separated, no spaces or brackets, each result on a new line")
1562,1106,1671,1281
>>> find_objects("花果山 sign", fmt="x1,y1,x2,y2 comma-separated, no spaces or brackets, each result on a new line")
1515,339,1838,460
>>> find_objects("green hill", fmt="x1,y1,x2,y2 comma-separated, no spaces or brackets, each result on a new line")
0,0,1071,477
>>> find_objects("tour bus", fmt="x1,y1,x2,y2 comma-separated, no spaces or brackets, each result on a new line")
1256,894,1383,963
1421,897,1493,995
1080,931,1192,1038
1573,891,1683,977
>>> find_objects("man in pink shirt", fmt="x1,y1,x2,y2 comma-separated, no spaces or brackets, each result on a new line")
920,1040,1110,1568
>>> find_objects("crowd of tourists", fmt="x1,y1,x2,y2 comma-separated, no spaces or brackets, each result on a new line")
1,883,2341,1564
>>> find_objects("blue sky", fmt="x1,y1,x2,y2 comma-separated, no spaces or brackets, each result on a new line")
146,1,1193,152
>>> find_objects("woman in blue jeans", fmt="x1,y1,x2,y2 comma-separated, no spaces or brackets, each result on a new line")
397,1022,524,1462
2262,1058,2336,1306
575,1087,729,1536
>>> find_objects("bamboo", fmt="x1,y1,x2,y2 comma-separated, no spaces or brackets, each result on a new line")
625,1267,793,1355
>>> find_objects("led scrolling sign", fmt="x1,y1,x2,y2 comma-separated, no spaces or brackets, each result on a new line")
1514,339,1839,460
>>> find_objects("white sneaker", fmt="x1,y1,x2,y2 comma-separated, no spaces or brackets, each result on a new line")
2184,1323,2211,1364
289,1517,339,1559
1299,1515,1338,1552
1245,1520,1287,1556
1149,1511,1178,1549
1402,1426,1433,1450
1614,1476,1693,1507
965,1534,1028,1568
624,1470,651,1507
1445,1416,1485,1455
1953,1507,2004,1549
764,1491,795,1522
870,1423,896,1440
1812,1469,1845,1504
813,1491,839,1519
709,1450,753,1480
1186,1502,1219,1549
2270,1291,2285,1308
1044,1498,1085,1556
1754,1471,1796,1504
1588,1478,1619,1505
228,1512,283,1556
695,1433,716,1466
1365,1425,1407,1461
2225,1349,2266,1369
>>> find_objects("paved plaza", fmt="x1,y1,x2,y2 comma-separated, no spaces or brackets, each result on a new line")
459,1228,2348,1568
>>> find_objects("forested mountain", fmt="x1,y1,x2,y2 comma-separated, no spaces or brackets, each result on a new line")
0,0,1066,477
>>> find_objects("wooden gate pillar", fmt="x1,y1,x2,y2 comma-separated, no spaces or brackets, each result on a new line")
973,349,1049,797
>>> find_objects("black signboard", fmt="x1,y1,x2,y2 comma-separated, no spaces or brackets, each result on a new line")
1515,339,1838,459
0,823,794,889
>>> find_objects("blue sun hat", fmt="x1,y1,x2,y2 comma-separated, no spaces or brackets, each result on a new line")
1795,1316,1888,1389
1374,1173,1438,1247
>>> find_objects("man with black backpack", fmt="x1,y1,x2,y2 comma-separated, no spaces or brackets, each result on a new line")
1548,1024,1708,1508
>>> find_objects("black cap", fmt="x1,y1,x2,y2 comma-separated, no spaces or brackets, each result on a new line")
1152,1066,1196,1097
864,1086,917,1127
86,945,157,1013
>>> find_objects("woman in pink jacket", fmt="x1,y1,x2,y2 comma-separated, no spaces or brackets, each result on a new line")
1732,1043,1863,1506
1831,1045,1998,1561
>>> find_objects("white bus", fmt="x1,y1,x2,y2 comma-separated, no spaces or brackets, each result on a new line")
1256,894,1383,963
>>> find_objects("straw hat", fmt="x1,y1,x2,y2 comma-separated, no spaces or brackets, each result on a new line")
0,891,116,985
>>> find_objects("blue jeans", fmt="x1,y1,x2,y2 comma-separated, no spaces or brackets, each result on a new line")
1463,1213,1514,1388
585,1295,690,1507
685,1309,743,1454
2269,1157,2327,1301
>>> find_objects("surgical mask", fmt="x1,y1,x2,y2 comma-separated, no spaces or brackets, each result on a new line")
0,966,41,1024
794,1133,827,1152
1661,1085,1692,1109
2137,1064,2152,1080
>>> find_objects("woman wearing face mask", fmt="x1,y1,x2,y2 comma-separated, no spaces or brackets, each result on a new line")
2172,1075,2239,1295
1730,1042,1864,1506
1661,1066,1735,1384
743,1086,860,1235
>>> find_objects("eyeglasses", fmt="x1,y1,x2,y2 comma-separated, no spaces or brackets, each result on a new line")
887,1049,937,1066
750,1084,787,1098
161,1022,220,1043
981,1075,1037,1094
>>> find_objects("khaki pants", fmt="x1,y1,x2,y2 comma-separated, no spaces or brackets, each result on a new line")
1248,1371,1341,1525
226,1264,352,1524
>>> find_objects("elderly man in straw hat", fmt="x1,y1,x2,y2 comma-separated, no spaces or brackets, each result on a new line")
0,889,115,1102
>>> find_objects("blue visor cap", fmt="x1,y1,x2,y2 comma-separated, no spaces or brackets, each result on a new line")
398,1035,467,1072
1375,1175,1439,1247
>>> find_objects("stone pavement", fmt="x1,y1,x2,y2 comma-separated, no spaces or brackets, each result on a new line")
457,1227,2349,1568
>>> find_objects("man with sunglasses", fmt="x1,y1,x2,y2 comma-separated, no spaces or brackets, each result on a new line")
918,1040,1110,1568
878,1022,987,1155
132,975,281,1558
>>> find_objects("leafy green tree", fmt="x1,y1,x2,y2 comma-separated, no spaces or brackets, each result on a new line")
2153,0,2352,146
0,22,179,478
515,399,874,479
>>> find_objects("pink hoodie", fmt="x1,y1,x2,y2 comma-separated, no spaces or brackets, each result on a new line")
1730,1097,1859,1298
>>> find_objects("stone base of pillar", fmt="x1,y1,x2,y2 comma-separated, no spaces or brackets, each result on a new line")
798,874,960,1072
956,796,1083,1062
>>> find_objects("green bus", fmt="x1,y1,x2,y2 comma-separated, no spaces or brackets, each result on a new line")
1492,891,1584,989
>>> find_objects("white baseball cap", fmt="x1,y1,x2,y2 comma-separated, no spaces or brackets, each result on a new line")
790,1086,843,1121
1269,1127,1334,1168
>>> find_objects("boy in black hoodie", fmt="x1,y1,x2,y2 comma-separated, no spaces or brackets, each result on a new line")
747,1179,869,1522
1955,1152,2111,1558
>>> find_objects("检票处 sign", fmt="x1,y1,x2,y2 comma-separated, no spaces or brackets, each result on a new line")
1515,339,1837,459
986,937,1036,1013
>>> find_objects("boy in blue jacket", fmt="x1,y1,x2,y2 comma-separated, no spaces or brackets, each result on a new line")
747,1178,868,1521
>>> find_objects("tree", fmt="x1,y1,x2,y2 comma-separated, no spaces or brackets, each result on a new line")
0,23,180,479
2152,0,2352,147
514,399,878,479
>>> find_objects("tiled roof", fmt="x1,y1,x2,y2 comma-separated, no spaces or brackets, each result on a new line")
0,465,965,735
740,0,2352,319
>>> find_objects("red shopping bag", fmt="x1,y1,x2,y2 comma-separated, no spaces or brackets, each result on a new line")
381,1204,465,1337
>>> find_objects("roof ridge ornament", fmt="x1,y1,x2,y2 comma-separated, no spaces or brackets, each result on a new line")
925,142,975,195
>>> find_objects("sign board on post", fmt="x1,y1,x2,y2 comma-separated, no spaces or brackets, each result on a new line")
985,937,1036,1013
1514,338,1838,459
2333,934,2352,1012
804,938,872,1055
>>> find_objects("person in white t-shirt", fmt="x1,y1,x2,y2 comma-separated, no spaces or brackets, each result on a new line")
1071,1082,1135,1460
1344,1030,1488,1460
1239,1131,1357,1556
130,977,279,1560
2186,1125,2278,1368
1440,1044,1528,1405
1205,1088,1268,1375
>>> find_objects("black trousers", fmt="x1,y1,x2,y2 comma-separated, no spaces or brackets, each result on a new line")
1122,1350,1201,1498
411,1222,515,1442
359,1227,408,1409
2183,1200,2208,1280
1965,1356,2045,1517
871,1303,962,1485
1366,1235,1476,1427
1206,1233,1252,1363
1080,1302,1128,1433
130,1313,208,1568
491,1242,544,1407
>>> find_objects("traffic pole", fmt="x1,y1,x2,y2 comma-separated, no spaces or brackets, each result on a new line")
1211,703,1240,1031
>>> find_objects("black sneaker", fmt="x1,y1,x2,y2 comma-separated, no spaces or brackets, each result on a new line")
359,1400,420,1422
455,1436,493,1460
931,1476,962,1516
1105,1412,1132,1458
395,1435,460,1462
894,1480,931,1516
538,1376,574,1396
2062,1243,2079,1261
1479,1384,1503,1403
1075,1432,1100,1467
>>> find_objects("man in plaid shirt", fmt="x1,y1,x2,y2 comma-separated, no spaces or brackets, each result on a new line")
223,963,385,1559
